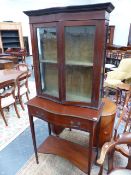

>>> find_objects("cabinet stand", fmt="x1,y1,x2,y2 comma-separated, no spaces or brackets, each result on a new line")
27,97,103,175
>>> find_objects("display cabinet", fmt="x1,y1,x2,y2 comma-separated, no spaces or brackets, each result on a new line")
24,3,114,175
24,3,114,109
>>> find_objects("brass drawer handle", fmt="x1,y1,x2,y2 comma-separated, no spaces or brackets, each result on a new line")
104,131,108,135
70,121,81,127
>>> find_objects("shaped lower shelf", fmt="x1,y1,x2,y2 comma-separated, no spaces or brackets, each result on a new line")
38,135,96,174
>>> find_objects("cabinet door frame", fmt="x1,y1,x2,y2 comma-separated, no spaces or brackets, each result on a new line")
32,19,106,109
33,22,62,102
60,20,105,108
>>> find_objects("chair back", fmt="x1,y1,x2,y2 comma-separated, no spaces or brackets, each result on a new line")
114,85,131,139
15,63,29,71
97,132,131,175
0,79,16,110
15,71,29,96
0,79,16,106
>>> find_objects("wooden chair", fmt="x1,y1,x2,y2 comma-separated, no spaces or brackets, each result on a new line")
15,63,29,71
15,71,29,110
114,85,131,139
5,48,27,63
15,63,30,94
97,132,131,175
18,48,27,63
0,79,20,126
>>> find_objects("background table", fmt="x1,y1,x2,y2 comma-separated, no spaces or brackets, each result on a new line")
0,69,30,89
0,55,18,64
0,60,14,70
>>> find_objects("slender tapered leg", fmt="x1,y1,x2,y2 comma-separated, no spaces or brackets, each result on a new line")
29,114,39,164
26,92,29,101
0,109,8,126
88,124,95,175
48,123,51,135
18,96,25,110
14,103,20,118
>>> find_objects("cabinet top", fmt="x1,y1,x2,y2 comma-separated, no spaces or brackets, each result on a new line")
24,2,114,16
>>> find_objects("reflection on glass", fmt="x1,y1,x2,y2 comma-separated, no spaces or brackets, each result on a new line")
65,26,95,65
66,66,93,102
37,27,57,62
65,26,95,102
40,63,59,97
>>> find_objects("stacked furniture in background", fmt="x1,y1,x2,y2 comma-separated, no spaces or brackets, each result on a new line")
5,48,27,63
0,22,24,52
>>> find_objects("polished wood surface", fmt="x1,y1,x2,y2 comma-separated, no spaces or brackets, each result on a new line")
102,98,116,116
97,132,131,174
0,60,14,70
25,3,114,109
38,135,96,174
0,69,23,87
25,3,114,174
27,96,103,175
27,97,103,121
93,98,116,147
50,97,117,147
0,55,18,64
0,69,31,89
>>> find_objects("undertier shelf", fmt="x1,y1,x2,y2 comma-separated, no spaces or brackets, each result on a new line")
38,135,97,174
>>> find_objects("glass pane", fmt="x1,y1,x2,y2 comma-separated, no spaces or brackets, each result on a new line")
66,66,93,102
40,63,59,97
37,27,57,63
65,26,95,102
65,26,95,65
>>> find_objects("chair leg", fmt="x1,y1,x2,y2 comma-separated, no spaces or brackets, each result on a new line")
28,88,30,94
116,89,120,105
14,103,20,118
7,106,10,112
18,96,25,110
26,92,29,101
0,109,8,126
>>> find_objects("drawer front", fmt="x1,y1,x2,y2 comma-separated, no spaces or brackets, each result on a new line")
28,106,94,132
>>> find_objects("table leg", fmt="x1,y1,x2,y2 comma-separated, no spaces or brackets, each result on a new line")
29,114,39,164
48,123,51,135
88,125,95,175
96,119,101,159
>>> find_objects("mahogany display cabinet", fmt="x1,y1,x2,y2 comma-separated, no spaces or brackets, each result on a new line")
24,3,114,175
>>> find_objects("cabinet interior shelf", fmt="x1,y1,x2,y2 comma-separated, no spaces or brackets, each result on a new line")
2,36,19,38
40,60,57,64
3,41,19,44
40,60,93,67
66,61,93,67
66,94,91,102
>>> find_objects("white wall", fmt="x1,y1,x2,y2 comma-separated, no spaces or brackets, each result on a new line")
0,0,131,53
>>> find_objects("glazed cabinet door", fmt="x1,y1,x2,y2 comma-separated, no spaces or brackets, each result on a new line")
33,20,105,108
62,21,104,108
36,24,60,100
